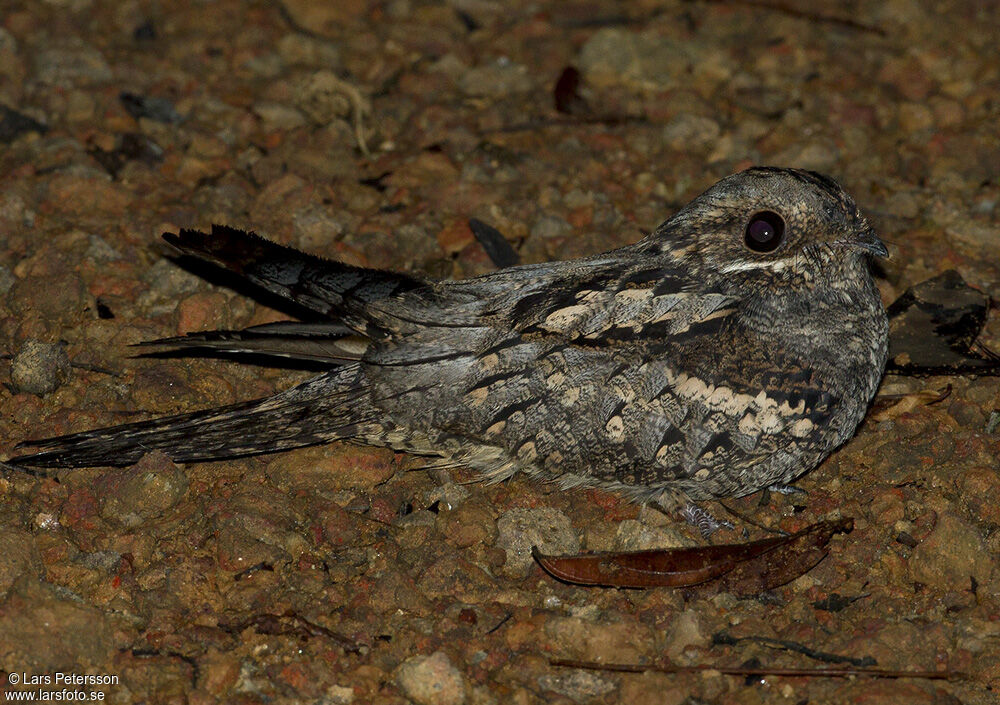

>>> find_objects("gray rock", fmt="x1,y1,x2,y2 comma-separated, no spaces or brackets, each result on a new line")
33,40,112,86
662,113,722,152
577,28,689,91
530,214,573,242
10,340,71,395
538,669,615,703
457,58,532,98
97,451,189,528
395,650,467,705
496,507,579,578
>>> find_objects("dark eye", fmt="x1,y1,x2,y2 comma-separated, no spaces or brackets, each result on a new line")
743,211,785,253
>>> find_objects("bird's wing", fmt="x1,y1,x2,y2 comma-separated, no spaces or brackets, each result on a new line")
370,252,739,352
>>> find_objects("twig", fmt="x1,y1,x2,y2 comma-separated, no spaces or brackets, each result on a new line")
550,658,961,680
684,0,886,36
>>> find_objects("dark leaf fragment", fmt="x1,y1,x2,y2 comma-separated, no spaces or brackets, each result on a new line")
0,104,48,143
120,91,182,124
469,218,520,268
886,270,1000,376
534,518,852,594
553,66,589,116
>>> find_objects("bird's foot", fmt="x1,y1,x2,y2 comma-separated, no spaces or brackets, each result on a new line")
680,503,735,539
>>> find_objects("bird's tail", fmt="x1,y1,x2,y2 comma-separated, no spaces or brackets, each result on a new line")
134,321,371,364
164,225,426,335
7,365,376,469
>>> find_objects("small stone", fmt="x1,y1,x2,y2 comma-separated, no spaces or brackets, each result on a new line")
544,615,654,663
395,650,467,705
908,512,993,590
530,214,573,242
0,527,43,596
496,506,579,578
33,40,112,86
325,684,356,704
457,59,532,98
614,519,691,551
253,101,307,131
661,113,722,152
664,609,709,660
0,577,116,671
10,339,71,395
277,33,341,68
537,669,616,703
0,265,13,294
577,29,688,91
96,451,189,528
279,0,369,37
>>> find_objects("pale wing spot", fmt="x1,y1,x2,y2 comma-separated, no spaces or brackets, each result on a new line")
546,450,563,465
546,371,566,389
694,468,711,480
517,441,538,462
614,288,654,303
779,398,807,416
486,420,506,436
466,387,489,407
561,387,580,406
574,289,603,303
542,304,590,331
676,374,710,401
480,353,500,370
605,415,625,441
738,412,760,435
790,418,814,437
610,380,635,403
650,310,679,324
757,407,785,433
697,307,736,323
754,390,778,410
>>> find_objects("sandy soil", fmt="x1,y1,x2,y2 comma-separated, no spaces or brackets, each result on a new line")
0,0,998,703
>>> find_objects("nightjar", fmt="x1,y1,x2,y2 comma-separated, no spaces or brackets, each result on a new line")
8,167,889,508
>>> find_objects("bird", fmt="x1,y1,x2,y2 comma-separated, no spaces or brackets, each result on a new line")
7,167,889,510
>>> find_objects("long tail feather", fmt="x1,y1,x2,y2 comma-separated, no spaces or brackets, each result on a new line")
164,225,426,332
134,321,370,363
7,366,374,468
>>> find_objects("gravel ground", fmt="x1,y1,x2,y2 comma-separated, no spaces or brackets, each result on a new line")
1,1,998,703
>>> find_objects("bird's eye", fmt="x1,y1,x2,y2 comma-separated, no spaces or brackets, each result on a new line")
743,211,785,253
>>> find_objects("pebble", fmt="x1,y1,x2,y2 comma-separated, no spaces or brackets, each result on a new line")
661,113,722,152
577,28,688,91
96,451,189,528
908,512,993,590
32,40,111,86
537,669,615,703
457,59,532,98
495,506,579,578
0,526,43,595
10,339,71,395
395,651,467,705
0,577,115,671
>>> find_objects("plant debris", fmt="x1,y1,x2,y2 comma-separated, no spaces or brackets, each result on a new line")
533,517,853,594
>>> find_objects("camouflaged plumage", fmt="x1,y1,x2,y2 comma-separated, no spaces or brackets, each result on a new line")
9,167,889,507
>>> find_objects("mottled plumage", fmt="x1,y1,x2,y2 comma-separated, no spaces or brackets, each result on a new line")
9,167,889,508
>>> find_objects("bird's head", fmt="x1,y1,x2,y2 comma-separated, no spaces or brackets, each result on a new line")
653,167,887,295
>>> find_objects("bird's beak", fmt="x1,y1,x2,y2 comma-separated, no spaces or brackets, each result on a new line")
854,229,889,258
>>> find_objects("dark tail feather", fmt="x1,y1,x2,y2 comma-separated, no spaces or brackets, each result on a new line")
134,321,370,363
7,366,374,468
164,225,426,332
